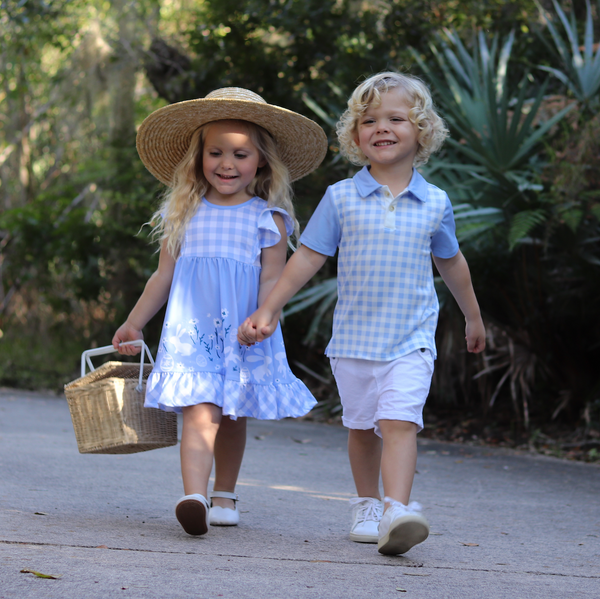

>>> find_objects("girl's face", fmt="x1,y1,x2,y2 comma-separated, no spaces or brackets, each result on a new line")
202,120,266,205
354,88,419,170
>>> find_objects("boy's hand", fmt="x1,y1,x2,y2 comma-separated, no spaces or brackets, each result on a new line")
112,322,144,355
465,317,486,353
237,309,279,346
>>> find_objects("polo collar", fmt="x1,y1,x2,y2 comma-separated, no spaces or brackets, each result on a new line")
352,166,428,202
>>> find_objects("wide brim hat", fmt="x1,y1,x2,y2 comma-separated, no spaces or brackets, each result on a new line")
136,87,328,185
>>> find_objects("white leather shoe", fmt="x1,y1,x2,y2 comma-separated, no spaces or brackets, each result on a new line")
175,493,210,536
349,497,384,543
209,491,240,526
377,498,429,555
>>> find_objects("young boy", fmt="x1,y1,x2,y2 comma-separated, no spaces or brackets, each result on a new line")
238,72,486,555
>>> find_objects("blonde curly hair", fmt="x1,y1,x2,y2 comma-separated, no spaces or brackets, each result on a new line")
336,72,448,168
153,119,297,257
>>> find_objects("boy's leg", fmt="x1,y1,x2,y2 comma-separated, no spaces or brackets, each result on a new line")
379,419,418,506
348,428,382,499
374,350,433,555
212,416,247,509
331,357,384,543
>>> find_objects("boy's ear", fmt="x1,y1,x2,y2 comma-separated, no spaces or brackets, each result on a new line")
258,155,267,168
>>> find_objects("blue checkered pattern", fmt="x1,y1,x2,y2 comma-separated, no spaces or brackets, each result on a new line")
181,197,292,266
300,167,459,361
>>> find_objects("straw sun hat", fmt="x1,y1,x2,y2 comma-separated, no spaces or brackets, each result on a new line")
136,87,328,186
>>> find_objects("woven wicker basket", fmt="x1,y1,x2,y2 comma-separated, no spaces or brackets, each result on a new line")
64,343,177,454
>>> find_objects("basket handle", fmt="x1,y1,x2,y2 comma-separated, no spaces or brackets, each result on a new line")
80,341,155,392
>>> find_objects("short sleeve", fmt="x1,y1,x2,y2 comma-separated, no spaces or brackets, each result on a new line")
299,187,341,257
431,194,460,258
258,207,294,249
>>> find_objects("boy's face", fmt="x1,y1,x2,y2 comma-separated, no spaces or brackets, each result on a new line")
354,88,419,169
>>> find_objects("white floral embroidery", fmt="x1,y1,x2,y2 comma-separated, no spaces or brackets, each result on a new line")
221,308,229,318
196,354,207,367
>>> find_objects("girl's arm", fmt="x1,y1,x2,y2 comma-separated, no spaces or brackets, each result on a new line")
257,213,288,306
238,244,328,345
432,250,486,354
112,239,177,355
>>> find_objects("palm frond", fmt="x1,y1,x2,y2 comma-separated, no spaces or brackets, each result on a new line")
537,0,600,106
508,209,547,250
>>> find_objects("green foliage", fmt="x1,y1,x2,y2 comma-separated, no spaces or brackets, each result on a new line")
537,0,600,110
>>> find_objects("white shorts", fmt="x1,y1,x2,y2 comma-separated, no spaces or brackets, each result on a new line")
330,349,434,437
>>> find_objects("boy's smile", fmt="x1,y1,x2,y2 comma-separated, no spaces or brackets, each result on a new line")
202,120,266,205
354,88,420,178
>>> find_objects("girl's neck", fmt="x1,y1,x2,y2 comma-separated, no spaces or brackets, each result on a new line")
368,161,414,197
204,187,254,206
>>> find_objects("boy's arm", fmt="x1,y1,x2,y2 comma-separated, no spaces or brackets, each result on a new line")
238,245,328,345
112,240,176,355
432,250,486,354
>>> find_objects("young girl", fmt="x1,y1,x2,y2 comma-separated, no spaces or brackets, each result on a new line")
238,73,486,555
112,87,327,536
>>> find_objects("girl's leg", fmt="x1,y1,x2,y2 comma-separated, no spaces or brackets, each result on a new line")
180,403,222,497
348,428,382,499
378,419,418,506
212,416,247,509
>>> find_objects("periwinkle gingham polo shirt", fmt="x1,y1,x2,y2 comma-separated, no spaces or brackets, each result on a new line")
300,166,459,361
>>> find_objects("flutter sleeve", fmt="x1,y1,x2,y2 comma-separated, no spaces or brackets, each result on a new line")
258,207,294,249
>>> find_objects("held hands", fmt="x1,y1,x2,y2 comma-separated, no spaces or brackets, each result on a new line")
465,316,486,354
237,308,279,346
112,321,144,355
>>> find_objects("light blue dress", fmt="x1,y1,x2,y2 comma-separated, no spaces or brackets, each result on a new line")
145,196,317,419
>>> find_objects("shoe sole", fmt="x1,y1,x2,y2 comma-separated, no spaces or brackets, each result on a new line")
377,515,429,555
176,499,209,535
349,531,378,543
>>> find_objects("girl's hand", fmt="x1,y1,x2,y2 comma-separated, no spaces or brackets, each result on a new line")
112,322,144,355
237,309,279,346
465,317,486,354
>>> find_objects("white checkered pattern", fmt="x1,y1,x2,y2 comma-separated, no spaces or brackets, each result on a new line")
180,197,292,265
300,167,459,360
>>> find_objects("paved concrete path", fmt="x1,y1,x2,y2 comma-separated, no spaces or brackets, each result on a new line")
0,388,598,598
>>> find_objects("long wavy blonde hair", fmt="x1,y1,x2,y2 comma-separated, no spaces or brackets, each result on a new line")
337,71,449,168
153,119,297,257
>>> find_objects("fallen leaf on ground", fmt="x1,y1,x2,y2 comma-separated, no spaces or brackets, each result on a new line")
20,569,61,579
292,438,311,444
459,542,479,546
96,545,108,549
396,588,407,592
34,512,47,516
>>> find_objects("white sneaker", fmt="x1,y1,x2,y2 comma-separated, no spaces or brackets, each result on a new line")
377,498,429,555
349,497,384,543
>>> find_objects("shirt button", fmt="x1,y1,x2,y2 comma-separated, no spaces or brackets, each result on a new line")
389,205,395,212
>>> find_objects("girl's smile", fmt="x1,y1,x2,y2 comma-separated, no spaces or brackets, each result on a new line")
202,120,266,205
